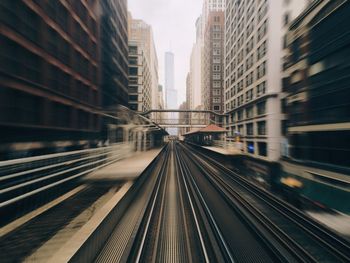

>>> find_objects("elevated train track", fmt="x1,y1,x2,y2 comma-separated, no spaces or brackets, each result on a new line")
92,141,350,262
1,141,349,262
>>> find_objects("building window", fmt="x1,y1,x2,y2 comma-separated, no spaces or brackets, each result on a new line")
213,97,221,103
213,73,221,79
213,57,221,63
237,110,243,121
246,36,254,54
129,46,137,55
246,54,254,70
258,121,266,135
213,89,221,95
129,77,138,85
246,89,253,102
213,81,221,88
257,61,266,79
213,49,221,55
257,101,266,115
257,41,267,61
246,72,254,87
256,81,266,96
213,42,221,48
237,65,244,78
129,95,138,101
247,141,255,154
238,95,244,106
213,33,221,39
281,120,287,136
129,57,138,65
214,105,220,111
213,65,221,71
246,123,254,135
258,3,268,22
129,67,138,75
213,25,221,31
281,98,287,113
246,106,254,118
257,19,268,41
258,142,267,156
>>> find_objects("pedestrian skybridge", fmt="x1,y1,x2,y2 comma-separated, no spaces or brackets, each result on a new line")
141,109,227,128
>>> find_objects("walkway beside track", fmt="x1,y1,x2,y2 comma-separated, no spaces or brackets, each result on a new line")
202,145,242,156
0,148,163,263
84,148,163,181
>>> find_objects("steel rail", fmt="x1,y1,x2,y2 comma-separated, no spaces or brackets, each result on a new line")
184,143,350,262
176,144,235,262
173,144,210,263
134,146,171,262
181,144,316,262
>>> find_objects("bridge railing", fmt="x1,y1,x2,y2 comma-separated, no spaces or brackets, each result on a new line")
0,142,133,208
151,119,211,125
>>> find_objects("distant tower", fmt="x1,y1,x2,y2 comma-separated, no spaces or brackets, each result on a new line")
164,51,178,135
165,51,177,109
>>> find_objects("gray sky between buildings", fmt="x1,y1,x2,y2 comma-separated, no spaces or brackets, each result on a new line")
128,0,202,107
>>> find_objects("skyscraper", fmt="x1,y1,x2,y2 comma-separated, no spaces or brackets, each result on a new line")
165,51,177,109
128,14,159,113
128,42,152,112
128,14,159,112
187,16,203,111
164,51,178,135
100,0,129,109
223,0,309,168
0,0,101,157
202,11,225,117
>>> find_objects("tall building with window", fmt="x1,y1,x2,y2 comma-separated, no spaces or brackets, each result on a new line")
281,0,350,213
224,0,308,162
128,15,158,113
100,0,129,109
202,0,226,29
202,11,225,117
128,42,152,112
187,16,203,111
128,14,159,112
0,0,101,156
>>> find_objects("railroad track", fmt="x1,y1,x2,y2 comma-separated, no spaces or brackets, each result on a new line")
6,140,348,262
180,142,350,262
96,142,216,262
96,141,282,262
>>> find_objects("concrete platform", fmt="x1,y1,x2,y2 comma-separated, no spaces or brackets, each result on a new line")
84,148,163,181
202,146,242,156
15,148,163,263
50,148,164,262
306,211,350,238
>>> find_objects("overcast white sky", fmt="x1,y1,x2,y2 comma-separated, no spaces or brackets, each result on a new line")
128,0,202,106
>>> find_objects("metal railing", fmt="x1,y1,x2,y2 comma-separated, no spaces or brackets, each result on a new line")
0,143,133,208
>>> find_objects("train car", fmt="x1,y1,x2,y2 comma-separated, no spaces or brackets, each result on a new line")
279,159,350,214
